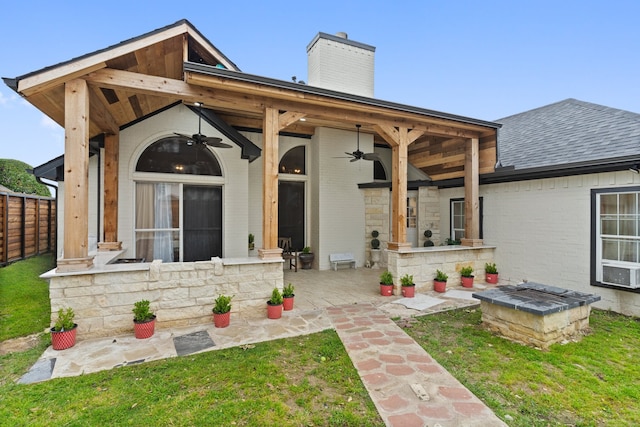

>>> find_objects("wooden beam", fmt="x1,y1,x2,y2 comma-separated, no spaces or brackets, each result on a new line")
88,88,119,134
461,137,482,247
98,132,122,251
258,106,282,259
17,23,194,96
278,111,307,130
389,127,409,248
57,79,94,271
84,68,492,140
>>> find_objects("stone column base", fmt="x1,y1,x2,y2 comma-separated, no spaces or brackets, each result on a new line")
56,256,95,273
460,238,484,247
387,242,412,251
258,248,284,259
98,241,122,251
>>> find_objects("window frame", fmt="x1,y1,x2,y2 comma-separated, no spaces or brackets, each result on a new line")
449,197,483,242
590,186,640,292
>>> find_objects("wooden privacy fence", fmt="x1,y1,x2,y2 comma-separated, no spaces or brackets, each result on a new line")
0,192,56,266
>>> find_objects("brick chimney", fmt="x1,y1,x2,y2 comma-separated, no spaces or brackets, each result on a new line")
306,32,375,98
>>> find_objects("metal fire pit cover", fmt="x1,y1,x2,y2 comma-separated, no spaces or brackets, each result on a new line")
472,282,601,316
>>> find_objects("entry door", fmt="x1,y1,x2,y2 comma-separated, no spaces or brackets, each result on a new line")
407,191,418,247
278,181,305,251
183,186,222,261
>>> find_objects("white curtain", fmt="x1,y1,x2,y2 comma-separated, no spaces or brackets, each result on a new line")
153,183,174,262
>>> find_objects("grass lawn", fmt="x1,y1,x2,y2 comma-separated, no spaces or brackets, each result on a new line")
0,254,54,341
0,330,383,426
401,307,640,427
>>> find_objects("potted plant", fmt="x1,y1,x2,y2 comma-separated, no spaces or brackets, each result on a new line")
400,274,416,298
485,262,499,284
299,246,314,269
282,283,295,311
212,294,232,328
379,270,394,296
434,269,448,293
460,266,475,288
267,287,284,319
50,307,77,350
132,299,156,339
248,233,255,251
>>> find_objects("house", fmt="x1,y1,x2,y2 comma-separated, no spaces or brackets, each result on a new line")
5,20,499,337
436,99,640,316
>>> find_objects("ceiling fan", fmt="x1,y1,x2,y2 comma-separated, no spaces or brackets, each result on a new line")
174,102,232,148
340,124,380,162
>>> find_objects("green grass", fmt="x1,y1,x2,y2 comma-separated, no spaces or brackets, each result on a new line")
0,254,54,341
0,330,383,426
400,308,640,426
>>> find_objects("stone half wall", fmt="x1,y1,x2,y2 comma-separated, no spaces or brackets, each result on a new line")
47,258,283,339
386,246,497,294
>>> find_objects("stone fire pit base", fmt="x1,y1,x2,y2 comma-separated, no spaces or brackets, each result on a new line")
473,283,601,349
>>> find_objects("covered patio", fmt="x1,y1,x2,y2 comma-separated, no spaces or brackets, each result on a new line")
6,20,500,337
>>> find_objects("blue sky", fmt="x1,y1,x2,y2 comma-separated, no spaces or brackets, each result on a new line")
1,0,638,168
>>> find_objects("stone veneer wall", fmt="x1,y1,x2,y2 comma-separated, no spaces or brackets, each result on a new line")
386,246,497,294
479,301,593,349
418,186,441,246
363,187,390,268
48,258,283,339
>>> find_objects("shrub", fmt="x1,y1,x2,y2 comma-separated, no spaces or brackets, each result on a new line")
435,270,448,282
53,307,75,331
132,300,155,322
485,263,498,274
400,274,415,287
212,295,232,314
269,287,283,305
460,266,474,277
282,283,295,298
379,271,393,285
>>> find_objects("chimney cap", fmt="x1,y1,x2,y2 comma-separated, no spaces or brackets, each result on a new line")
335,32,348,39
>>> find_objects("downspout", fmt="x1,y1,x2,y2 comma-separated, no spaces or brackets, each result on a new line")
96,147,101,248
494,127,502,169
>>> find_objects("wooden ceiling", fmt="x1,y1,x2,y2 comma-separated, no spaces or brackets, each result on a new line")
12,20,499,181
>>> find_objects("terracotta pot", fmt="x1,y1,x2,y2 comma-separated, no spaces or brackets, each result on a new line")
485,273,499,284
213,311,231,328
267,302,283,319
461,276,475,288
401,286,415,298
51,324,77,350
434,280,447,293
134,316,156,339
380,283,394,296
283,295,295,311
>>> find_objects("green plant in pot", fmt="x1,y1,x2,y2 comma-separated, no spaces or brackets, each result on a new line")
282,283,295,311
379,270,394,296
434,269,448,293
485,262,499,284
51,307,77,350
212,294,233,328
299,246,314,269
248,233,255,251
132,299,156,339
370,230,381,268
267,287,284,319
400,274,416,298
460,265,475,288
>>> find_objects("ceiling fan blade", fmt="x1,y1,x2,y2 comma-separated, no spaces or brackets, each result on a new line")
362,153,381,161
174,132,192,139
203,137,232,148
350,157,360,162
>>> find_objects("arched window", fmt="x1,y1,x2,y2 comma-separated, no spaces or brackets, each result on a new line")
136,136,222,176
279,146,305,174
374,160,387,180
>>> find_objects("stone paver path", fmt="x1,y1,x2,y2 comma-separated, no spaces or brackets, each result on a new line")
327,304,508,427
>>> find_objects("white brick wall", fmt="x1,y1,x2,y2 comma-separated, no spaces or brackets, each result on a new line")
307,33,375,97
439,171,640,316
312,127,371,269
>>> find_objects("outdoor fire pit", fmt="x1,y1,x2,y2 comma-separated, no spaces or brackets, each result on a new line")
472,282,601,349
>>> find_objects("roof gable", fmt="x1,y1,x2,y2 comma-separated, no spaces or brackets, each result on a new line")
497,98,640,170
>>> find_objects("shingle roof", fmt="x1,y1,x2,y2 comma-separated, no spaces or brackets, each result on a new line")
496,99,640,170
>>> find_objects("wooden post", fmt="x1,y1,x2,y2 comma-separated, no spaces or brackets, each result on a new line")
388,127,411,251
258,106,283,259
98,132,122,251
57,79,94,272
461,137,483,247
